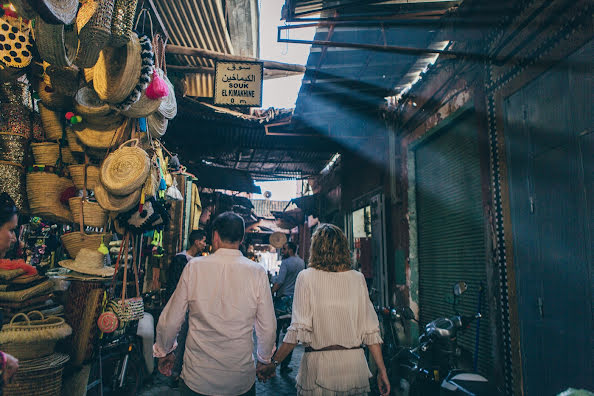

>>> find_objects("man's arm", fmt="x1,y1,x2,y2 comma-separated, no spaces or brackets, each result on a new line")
255,269,277,364
154,264,190,359
271,261,287,294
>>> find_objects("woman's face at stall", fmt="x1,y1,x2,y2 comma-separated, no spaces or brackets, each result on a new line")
0,214,18,256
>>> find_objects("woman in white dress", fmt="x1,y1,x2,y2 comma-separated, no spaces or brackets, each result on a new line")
263,224,390,396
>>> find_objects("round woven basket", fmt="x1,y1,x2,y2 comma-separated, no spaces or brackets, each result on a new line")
65,127,84,153
68,164,100,190
75,0,115,68
0,311,72,360
157,73,177,119
121,88,163,118
31,142,60,166
147,112,168,138
100,139,150,196
94,32,142,104
60,146,78,165
61,232,112,258
95,183,141,213
0,133,28,163
26,172,73,223
38,103,64,141
0,162,27,212
34,17,78,68
3,352,69,396
0,103,32,137
69,197,107,228
74,86,111,117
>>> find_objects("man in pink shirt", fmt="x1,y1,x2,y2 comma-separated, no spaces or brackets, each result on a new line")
154,212,277,396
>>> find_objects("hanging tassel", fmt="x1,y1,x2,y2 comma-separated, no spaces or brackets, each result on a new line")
139,117,147,132
145,72,169,100
138,191,145,213
98,236,109,255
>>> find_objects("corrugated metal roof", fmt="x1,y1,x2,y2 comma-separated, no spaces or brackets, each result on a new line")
153,0,234,97
250,199,291,218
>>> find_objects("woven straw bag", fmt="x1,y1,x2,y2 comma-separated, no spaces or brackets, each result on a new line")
75,0,116,68
34,17,78,68
69,197,107,228
0,103,32,137
31,142,60,166
0,282,53,303
66,127,84,153
61,232,112,258
101,138,150,196
68,164,100,190
38,103,63,141
3,353,69,396
110,0,138,47
26,173,73,223
61,146,78,165
0,311,72,360
38,81,71,111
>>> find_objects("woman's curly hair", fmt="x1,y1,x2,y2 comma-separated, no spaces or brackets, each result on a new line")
308,224,352,272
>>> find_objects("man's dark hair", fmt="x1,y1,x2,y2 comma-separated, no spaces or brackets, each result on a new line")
189,229,207,246
212,212,245,243
286,241,297,254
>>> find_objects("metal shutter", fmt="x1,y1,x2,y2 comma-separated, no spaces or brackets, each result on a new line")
414,111,493,375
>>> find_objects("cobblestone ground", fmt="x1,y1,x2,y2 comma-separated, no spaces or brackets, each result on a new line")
138,344,303,396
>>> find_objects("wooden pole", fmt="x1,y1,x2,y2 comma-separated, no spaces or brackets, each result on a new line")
166,44,306,72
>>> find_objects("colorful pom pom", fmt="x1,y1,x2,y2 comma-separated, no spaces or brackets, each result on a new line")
65,112,74,120
145,73,169,100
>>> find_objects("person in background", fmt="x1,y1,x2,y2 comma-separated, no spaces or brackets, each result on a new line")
271,241,304,373
0,193,22,391
258,224,390,396
154,212,276,396
165,229,207,385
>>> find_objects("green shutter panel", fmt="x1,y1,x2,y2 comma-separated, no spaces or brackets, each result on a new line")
414,112,493,375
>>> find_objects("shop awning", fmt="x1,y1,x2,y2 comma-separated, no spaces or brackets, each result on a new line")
187,164,261,194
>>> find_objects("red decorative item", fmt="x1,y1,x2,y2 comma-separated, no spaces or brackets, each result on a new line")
60,186,77,205
145,73,168,100
97,311,119,333
65,112,74,120
0,259,37,275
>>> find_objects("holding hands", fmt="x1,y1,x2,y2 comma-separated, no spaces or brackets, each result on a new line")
256,361,276,382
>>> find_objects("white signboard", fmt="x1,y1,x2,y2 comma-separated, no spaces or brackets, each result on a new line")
214,61,263,107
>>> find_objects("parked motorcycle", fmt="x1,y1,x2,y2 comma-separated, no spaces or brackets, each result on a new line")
398,282,496,396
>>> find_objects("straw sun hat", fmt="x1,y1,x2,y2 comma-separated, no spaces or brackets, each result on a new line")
94,32,142,104
95,183,141,213
73,117,131,150
59,248,114,277
34,17,78,68
158,73,177,119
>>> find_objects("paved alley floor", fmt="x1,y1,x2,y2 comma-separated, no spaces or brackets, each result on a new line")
139,345,303,396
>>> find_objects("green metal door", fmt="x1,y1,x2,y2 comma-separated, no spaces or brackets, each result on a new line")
414,109,492,375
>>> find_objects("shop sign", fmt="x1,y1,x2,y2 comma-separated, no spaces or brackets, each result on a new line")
214,61,263,107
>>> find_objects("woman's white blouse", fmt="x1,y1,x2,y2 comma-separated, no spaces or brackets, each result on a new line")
284,268,383,396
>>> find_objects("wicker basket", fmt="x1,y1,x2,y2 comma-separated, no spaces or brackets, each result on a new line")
61,232,112,258
66,126,84,153
38,103,63,141
110,0,138,47
26,173,73,223
60,146,78,165
75,0,116,68
69,197,107,228
3,352,69,396
68,164,100,190
0,281,53,303
0,311,71,360
31,142,60,166
0,132,28,163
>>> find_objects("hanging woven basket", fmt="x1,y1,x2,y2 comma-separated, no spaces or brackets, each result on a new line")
68,197,107,228
31,142,60,166
0,133,28,163
26,173,73,223
100,139,150,196
0,311,72,360
61,232,112,258
75,0,116,68
68,164,100,190
3,352,69,396
38,103,63,141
